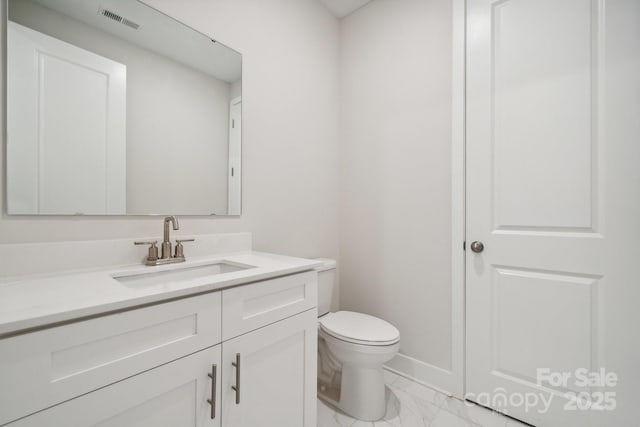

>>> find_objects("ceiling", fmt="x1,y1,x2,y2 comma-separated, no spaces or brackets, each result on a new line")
318,0,373,18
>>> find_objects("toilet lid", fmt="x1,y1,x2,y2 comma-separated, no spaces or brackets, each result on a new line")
319,311,400,345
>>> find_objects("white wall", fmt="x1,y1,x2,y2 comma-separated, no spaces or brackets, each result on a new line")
339,0,454,389
0,0,340,263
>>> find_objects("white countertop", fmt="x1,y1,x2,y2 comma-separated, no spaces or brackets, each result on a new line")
0,251,321,337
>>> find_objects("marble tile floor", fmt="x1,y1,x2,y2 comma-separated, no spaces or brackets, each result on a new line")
318,370,531,427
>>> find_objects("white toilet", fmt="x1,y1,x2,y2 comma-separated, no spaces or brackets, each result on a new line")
315,259,400,421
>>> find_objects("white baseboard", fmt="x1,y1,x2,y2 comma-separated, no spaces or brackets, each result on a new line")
385,352,462,398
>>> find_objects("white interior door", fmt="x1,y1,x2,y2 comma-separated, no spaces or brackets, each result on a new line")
466,1,640,426
7,21,126,214
227,96,242,215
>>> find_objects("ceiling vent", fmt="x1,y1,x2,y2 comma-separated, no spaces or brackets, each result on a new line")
98,8,140,30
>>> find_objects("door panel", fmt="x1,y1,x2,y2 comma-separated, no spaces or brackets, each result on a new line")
39,53,109,214
491,268,594,389
7,21,126,214
491,0,594,230
466,0,639,426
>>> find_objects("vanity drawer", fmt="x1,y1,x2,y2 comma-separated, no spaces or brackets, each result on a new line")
0,292,221,425
222,271,317,340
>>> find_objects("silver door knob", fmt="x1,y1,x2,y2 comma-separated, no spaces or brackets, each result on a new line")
470,241,484,253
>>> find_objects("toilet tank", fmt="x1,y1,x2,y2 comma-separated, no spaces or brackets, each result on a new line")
314,258,338,316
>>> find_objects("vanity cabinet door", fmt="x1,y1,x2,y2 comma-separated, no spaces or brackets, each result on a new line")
8,345,222,427
221,309,317,427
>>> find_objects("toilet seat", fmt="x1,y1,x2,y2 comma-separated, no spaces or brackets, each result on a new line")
319,311,400,346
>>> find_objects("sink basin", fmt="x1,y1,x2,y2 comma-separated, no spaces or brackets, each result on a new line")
113,261,254,287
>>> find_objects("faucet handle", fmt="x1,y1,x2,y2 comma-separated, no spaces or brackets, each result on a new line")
174,238,195,259
134,240,159,263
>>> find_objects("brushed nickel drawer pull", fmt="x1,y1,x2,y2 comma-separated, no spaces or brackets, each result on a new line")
206,364,217,419
231,353,241,404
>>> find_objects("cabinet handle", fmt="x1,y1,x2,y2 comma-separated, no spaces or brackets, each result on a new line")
206,364,217,419
232,353,241,404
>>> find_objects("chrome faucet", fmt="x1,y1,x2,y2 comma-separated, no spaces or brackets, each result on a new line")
134,216,194,266
162,216,179,259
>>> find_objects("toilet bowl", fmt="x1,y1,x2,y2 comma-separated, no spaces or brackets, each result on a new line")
315,259,400,421
319,311,400,420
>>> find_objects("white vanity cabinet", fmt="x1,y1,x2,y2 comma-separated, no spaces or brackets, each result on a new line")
0,292,223,426
0,270,318,427
219,271,317,427
221,310,317,427
8,345,223,427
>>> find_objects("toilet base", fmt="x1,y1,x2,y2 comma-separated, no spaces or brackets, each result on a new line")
338,364,387,421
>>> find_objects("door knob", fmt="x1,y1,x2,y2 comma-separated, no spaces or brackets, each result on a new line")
470,241,484,253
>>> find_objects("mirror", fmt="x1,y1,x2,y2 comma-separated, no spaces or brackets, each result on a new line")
6,0,242,215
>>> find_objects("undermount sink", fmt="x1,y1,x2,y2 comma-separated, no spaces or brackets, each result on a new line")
113,261,254,287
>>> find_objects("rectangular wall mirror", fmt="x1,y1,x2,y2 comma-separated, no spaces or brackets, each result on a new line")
6,0,242,215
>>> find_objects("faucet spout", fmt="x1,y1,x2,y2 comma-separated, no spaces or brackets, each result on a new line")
163,216,179,242
162,216,179,259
